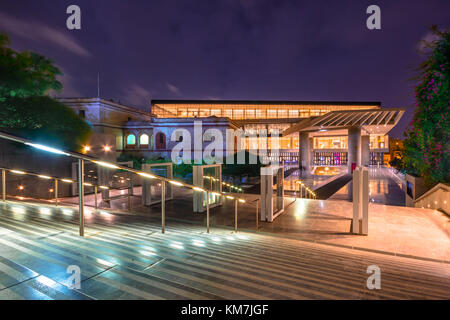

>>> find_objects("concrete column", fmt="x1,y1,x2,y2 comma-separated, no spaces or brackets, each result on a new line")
361,135,370,167
347,127,361,174
299,132,310,175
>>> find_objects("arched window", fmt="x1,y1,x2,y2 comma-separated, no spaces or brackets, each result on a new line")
140,134,149,146
155,132,166,150
127,134,136,145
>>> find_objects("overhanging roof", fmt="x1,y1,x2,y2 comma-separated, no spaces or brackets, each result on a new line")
282,108,405,136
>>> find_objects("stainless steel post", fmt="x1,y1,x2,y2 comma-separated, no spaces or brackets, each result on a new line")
78,159,85,237
161,180,165,234
94,185,98,209
234,199,238,233
54,179,58,207
256,199,259,231
206,191,210,233
2,169,6,202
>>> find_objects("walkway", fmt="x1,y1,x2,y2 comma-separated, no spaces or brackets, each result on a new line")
0,201,449,299
330,167,406,206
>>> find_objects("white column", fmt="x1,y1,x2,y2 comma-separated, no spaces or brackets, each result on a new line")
299,132,310,175
361,168,369,235
352,167,361,234
361,135,370,167
348,127,361,174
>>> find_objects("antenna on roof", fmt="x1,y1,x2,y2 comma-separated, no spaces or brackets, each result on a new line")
97,72,100,99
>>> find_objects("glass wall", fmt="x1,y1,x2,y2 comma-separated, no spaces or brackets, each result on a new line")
313,152,348,166
152,103,379,120
313,136,348,149
370,135,389,149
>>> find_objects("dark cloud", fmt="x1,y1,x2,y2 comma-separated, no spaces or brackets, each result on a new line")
0,0,449,137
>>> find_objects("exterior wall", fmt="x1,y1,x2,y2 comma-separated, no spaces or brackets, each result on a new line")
414,183,450,215
405,174,428,207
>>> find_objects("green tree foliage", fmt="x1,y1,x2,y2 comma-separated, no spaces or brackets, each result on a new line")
0,32,90,151
0,96,91,151
0,33,62,99
403,26,449,186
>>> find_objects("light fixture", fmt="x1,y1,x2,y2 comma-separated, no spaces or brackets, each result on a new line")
193,187,204,192
138,172,156,179
11,170,26,175
94,161,119,169
83,182,93,186
99,186,109,190
49,188,54,193
226,196,234,200
83,146,91,153
25,143,69,156
238,199,245,203
169,180,183,186
18,185,24,190
103,145,111,152
211,192,221,197
38,175,52,180
61,179,73,183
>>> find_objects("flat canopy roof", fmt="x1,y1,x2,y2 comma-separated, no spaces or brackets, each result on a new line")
282,108,405,136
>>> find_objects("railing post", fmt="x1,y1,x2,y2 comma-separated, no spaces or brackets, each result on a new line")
78,159,85,237
127,186,131,211
2,169,6,202
54,179,58,207
256,199,259,231
94,185,98,209
161,180,165,234
234,199,238,233
206,191,210,233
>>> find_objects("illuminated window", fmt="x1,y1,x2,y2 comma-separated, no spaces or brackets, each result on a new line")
233,109,244,119
127,134,136,145
139,134,149,146
289,110,299,118
223,109,233,118
267,110,277,118
211,109,221,117
256,109,265,118
278,110,288,118
245,109,255,119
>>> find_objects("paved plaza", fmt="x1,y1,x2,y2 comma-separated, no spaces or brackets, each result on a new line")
0,197,449,300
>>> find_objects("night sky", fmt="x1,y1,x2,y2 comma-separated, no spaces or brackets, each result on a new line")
1,0,449,138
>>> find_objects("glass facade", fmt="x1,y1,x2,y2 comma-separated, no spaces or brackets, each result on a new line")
152,103,379,120
313,152,348,166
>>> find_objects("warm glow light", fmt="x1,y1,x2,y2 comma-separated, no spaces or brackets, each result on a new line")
18,185,24,190
226,196,234,199
138,172,156,179
99,186,109,190
61,179,73,183
25,143,69,156
212,192,221,197
193,187,204,192
94,161,119,169
238,199,246,203
11,170,26,175
169,180,183,186
49,188,54,193
83,145,91,153
103,145,111,152
83,182,93,186
39,207,51,215
38,175,52,180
